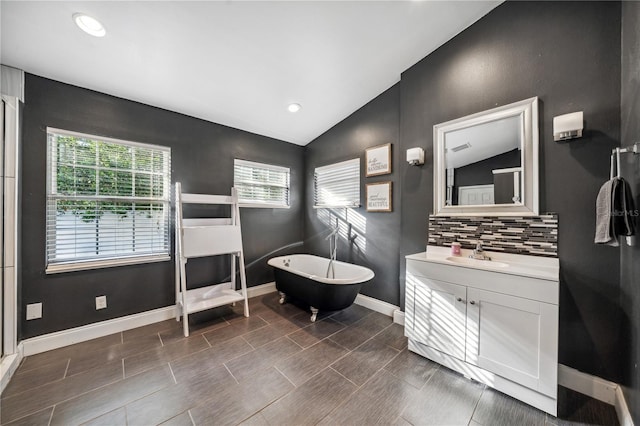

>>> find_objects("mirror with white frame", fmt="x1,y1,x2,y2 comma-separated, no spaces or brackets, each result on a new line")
433,97,539,216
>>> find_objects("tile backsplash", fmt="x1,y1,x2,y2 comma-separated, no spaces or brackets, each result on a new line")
428,214,558,257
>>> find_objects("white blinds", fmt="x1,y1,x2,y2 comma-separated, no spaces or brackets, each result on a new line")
234,159,290,207
314,158,361,208
46,128,171,272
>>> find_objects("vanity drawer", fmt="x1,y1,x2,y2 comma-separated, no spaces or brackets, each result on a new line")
407,258,558,305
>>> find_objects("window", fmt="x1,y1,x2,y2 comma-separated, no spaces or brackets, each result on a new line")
314,158,360,208
46,128,171,273
233,159,290,208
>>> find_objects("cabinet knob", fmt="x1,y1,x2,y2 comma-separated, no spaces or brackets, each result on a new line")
469,300,476,305
456,297,465,303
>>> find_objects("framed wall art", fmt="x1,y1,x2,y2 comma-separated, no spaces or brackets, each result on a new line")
366,181,392,212
365,143,391,177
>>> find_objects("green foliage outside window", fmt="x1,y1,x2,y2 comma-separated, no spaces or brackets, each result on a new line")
52,135,168,222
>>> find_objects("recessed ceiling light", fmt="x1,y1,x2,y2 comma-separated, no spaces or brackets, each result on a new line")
287,103,302,113
73,13,106,37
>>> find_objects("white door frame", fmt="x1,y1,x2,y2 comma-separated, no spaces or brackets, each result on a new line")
2,94,19,360
1,66,23,391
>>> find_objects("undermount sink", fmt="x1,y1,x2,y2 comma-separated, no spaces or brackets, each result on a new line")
446,256,509,268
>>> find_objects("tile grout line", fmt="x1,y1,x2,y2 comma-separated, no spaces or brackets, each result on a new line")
188,409,196,426
285,335,305,350
273,365,297,388
325,337,351,352
201,334,211,348
3,372,126,425
418,363,440,391
62,359,71,379
158,332,164,347
240,336,256,351
317,367,363,424
122,359,126,379
332,310,374,327
223,363,240,385
468,385,486,425
329,366,359,388
47,405,56,426
167,362,178,385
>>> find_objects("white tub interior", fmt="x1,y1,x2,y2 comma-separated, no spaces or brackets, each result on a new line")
268,254,374,284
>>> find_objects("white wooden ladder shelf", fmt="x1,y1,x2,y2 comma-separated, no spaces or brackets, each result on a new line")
174,182,249,337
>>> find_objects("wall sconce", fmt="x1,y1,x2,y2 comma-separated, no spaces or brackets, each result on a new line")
406,147,425,166
553,111,583,142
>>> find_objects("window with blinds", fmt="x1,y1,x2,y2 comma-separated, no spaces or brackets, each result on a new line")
314,158,361,208
46,128,171,273
234,159,290,208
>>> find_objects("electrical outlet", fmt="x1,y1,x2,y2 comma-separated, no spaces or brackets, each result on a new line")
95,295,107,310
26,303,42,320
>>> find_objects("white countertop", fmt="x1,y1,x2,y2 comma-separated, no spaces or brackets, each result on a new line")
407,245,559,281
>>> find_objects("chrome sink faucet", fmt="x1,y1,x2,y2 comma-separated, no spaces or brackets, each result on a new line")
469,241,491,261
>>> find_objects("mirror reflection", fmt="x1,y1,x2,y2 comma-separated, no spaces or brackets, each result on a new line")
444,115,523,206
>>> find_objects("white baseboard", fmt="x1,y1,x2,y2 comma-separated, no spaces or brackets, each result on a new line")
354,294,400,318
22,306,177,356
247,281,276,298
0,343,24,394
20,281,278,357
558,364,617,405
558,364,634,425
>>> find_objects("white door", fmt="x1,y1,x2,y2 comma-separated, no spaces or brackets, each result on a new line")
412,276,467,360
465,288,558,397
458,184,495,205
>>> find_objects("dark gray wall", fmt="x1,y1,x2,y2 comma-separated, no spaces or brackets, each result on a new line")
399,1,623,382
620,2,640,423
304,85,401,305
20,74,304,339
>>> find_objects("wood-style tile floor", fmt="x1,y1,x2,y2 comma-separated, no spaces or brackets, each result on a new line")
1,292,619,426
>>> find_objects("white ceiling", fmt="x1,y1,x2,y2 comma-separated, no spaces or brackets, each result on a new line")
1,1,501,146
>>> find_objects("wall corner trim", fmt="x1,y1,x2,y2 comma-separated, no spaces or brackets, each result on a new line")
0,342,24,394
558,364,634,425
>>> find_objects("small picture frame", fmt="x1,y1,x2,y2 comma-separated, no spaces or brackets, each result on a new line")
366,181,392,212
365,143,392,177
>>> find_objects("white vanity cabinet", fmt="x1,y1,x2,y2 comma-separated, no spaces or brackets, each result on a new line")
405,248,559,415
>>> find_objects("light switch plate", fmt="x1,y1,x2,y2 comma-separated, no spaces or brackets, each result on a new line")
95,295,107,310
26,303,42,320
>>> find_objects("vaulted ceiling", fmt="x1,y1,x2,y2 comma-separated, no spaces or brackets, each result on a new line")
1,1,501,145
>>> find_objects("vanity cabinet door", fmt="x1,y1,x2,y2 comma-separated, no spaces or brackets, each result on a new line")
410,275,467,361
465,288,558,397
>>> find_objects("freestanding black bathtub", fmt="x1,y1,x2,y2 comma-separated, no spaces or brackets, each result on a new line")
267,254,375,321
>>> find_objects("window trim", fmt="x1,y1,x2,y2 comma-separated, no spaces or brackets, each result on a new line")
45,127,171,273
313,158,361,209
45,254,171,274
234,158,291,209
